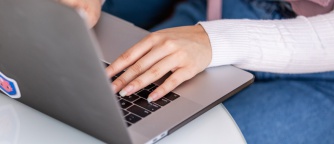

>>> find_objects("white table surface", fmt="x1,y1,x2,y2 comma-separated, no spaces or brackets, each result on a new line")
0,93,246,144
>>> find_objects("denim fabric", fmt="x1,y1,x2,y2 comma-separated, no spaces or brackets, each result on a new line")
102,0,334,143
102,0,176,30
225,80,334,144
149,0,207,32
151,0,286,31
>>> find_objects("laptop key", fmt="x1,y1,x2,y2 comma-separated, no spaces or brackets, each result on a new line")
144,83,156,90
137,90,150,99
125,113,141,124
148,85,158,92
134,98,160,112
119,99,132,109
127,122,132,127
122,110,129,116
123,94,139,102
153,98,170,106
164,92,180,101
127,105,151,118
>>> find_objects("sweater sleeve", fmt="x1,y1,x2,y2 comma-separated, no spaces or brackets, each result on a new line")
199,10,334,74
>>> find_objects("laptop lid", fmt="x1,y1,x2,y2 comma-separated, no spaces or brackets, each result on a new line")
0,0,132,143
0,0,254,144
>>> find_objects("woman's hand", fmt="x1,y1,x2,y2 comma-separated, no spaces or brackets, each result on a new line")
58,0,102,28
106,25,212,102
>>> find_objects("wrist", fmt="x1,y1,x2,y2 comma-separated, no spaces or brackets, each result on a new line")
198,20,251,68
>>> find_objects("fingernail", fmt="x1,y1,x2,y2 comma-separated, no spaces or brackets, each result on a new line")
119,85,134,97
147,97,154,103
147,93,158,103
119,90,126,97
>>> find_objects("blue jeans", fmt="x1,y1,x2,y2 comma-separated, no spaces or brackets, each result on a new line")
102,0,334,143
102,0,177,30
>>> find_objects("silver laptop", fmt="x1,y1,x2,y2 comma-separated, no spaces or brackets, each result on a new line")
0,0,254,143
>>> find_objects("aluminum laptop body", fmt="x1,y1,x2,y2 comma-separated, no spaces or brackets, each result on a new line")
0,0,254,143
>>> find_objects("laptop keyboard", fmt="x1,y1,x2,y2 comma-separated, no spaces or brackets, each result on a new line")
106,64,180,127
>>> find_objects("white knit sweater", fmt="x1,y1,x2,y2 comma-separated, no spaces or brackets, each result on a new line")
199,10,334,74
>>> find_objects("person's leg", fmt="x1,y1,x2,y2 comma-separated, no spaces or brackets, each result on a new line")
224,80,334,144
222,0,284,19
102,0,208,31
149,0,207,31
102,0,177,30
150,0,288,31
220,0,334,143
250,71,334,81
102,0,288,32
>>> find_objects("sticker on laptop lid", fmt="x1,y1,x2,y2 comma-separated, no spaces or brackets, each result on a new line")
0,71,21,98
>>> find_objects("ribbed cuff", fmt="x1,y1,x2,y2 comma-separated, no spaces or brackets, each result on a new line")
199,11,334,73
199,20,252,68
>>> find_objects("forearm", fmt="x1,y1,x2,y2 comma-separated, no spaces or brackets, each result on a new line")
200,10,334,74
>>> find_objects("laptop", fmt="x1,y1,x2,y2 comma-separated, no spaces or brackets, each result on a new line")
0,0,254,143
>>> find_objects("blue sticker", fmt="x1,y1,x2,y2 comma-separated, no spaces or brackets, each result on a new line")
0,72,21,98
